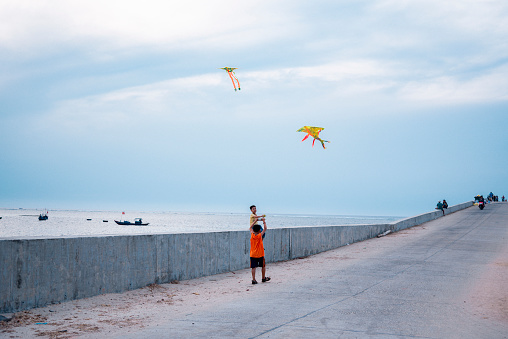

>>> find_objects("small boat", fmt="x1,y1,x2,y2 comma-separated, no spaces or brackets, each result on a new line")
114,218,149,226
87,218,92,221
103,220,108,222
38,214,48,220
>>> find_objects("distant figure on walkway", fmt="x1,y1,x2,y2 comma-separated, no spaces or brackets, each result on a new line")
436,201,445,215
442,200,448,209
502,195,505,202
249,217,270,285
250,205,266,239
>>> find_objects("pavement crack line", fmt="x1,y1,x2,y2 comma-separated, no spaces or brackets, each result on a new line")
250,266,416,338
250,212,490,338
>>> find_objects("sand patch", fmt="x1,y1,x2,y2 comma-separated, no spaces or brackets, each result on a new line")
467,248,508,322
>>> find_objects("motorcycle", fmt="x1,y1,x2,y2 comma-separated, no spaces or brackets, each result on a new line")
474,195,485,210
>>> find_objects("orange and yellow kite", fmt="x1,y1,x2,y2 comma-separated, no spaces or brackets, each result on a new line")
297,126,330,149
220,67,241,91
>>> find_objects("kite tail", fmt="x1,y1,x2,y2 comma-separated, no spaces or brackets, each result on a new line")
228,72,238,91
231,72,241,90
301,134,310,142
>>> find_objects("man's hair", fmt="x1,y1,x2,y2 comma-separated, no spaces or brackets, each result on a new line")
250,205,256,211
253,224,262,233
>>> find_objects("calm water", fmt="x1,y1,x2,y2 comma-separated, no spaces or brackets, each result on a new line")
0,208,404,239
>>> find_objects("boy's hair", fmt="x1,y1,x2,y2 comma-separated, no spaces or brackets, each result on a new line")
252,224,262,233
250,205,256,211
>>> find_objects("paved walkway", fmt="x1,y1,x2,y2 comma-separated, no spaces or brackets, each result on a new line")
113,203,508,338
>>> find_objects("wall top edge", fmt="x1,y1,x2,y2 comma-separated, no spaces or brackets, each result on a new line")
1,201,473,241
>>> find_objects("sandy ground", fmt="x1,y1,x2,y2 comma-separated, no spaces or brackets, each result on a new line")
467,240,508,324
2,242,372,338
1,262,292,339
3,253,317,338
1,222,507,338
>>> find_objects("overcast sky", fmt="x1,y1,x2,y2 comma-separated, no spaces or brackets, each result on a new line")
1,0,507,217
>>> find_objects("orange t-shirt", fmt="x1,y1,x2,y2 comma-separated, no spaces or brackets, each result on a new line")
250,233,264,258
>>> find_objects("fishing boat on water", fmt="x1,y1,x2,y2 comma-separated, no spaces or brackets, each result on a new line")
114,218,149,226
38,209,49,220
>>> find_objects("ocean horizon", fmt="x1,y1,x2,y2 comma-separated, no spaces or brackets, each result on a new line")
0,208,405,239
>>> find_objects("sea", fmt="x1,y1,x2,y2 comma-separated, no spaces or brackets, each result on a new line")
0,208,404,239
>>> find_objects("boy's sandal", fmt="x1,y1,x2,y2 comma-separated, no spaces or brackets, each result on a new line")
262,277,271,283
252,280,258,284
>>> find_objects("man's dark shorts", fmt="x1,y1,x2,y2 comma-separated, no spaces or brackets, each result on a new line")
250,257,264,268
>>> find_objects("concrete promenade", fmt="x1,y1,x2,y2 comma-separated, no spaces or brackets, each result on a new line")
114,203,508,338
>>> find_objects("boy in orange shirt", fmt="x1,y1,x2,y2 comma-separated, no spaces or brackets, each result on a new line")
250,217,270,284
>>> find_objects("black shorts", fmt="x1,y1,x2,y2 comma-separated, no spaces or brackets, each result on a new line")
250,257,265,268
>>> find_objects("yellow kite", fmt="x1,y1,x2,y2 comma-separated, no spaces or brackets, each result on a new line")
297,126,330,149
219,67,241,91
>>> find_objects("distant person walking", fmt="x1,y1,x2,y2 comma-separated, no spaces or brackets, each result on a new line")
249,216,270,285
436,201,445,215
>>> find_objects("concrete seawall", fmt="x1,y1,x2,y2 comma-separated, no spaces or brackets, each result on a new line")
0,201,473,314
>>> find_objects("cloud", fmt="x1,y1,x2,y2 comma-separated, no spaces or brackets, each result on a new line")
398,64,508,104
41,57,508,134
363,0,508,63
0,0,298,58
4,0,507,128
40,73,223,131
40,60,392,117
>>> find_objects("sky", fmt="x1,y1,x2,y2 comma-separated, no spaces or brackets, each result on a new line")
1,0,507,217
